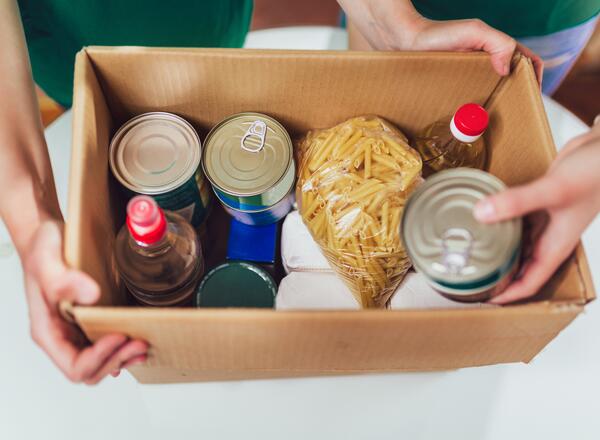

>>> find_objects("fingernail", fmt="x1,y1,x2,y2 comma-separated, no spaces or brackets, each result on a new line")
503,64,510,75
474,200,495,222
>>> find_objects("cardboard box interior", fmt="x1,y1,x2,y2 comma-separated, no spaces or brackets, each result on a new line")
65,48,595,383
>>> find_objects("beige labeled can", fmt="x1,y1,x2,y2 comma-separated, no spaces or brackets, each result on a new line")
109,112,212,231
202,112,295,225
401,168,522,302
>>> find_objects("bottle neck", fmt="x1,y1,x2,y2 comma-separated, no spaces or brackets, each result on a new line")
130,230,172,257
450,116,483,143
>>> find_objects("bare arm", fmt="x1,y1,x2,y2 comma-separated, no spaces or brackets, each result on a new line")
0,0,148,383
0,0,60,255
339,0,543,81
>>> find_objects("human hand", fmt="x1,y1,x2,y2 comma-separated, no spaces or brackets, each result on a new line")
23,220,148,384
474,119,600,304
340,0,543,83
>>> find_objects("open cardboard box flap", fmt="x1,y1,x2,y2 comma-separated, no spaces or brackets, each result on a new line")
65,47,595,384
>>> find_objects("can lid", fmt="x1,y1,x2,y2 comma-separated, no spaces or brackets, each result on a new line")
453,103,488,137
109,112,201,194
202,113,292,197
195,261,276,308
401,168,521,286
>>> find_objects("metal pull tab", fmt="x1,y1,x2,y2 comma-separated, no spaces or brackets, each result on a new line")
241,120,267,153
440,228,473,275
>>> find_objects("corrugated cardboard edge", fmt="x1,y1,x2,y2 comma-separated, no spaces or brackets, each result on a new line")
486,54,596,305
64,49,90,273
69,301,583,383
64,48,592,383
576,244,596,303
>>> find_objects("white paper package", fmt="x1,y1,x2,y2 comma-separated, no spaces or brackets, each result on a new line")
281,210,331,274
279,210,493,310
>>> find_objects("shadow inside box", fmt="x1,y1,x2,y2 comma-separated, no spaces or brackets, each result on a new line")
138,366,507,438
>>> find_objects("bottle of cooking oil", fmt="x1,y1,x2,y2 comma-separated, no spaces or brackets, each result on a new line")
114,195,204,306
415,103,489,176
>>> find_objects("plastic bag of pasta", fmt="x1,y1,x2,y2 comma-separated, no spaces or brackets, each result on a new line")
296,115,422,308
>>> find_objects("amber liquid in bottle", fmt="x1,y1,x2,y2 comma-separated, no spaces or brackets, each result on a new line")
114,197,204,307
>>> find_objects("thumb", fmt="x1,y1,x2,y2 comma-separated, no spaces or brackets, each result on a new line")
31,222,100,305
474,177,558,223
50,269,101,306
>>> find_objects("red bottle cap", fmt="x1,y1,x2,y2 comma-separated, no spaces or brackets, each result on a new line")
126,196,166,245
453,103,489,136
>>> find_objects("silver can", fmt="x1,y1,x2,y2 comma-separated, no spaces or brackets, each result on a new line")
202,112,295,225
401,168,522,302
109,112,212,230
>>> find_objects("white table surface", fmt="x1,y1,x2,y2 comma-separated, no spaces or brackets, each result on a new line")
1,26,598,440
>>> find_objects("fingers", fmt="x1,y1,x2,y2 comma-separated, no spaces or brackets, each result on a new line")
488,258,551,304
516,43,544,86
474,177,560,223
65,334,130,382
109,354,147,378
490,218,576,304
85,340,149,385
122,354,148,369
469,20,516,76
410,19,516,76
36,327,128,382
23,220,147,385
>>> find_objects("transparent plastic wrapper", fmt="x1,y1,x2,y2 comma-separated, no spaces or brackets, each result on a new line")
296,116,423,308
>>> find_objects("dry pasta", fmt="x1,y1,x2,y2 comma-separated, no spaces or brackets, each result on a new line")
296,115,422,308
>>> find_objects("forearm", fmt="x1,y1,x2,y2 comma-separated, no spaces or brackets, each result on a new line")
0,0,61,258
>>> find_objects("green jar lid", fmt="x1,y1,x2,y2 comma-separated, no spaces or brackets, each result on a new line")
195,261,276,308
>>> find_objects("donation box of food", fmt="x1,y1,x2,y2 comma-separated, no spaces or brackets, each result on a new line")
65,47,595,384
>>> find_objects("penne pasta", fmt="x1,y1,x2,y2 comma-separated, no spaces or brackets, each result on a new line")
297,115,422,308
335,129,363,159
364,142,372,179
347,179,384,201
372,153,401,171
307,130,337,172
332,126,356,157
381,200,389,243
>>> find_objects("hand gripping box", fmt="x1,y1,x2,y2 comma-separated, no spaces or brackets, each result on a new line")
64,47,595,383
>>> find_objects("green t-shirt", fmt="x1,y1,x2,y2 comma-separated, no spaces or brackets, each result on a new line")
18,0,253,107
413,0,600,38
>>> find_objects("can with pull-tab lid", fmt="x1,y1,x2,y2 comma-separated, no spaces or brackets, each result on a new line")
109,112,212,231
401,168,522,302
202,112,295,225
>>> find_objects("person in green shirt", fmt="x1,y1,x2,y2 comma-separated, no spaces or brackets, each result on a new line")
1,0,599,385
19,0,253,107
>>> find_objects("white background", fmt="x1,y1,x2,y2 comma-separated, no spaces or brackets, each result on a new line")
1,27,598,439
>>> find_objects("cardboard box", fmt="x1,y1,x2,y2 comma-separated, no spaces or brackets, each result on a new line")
64,47,595,384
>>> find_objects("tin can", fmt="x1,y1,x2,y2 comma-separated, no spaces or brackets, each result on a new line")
195,261,277,308
215,190,294,226
202,112,295,225
401,168,522,302
109,112,212,229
